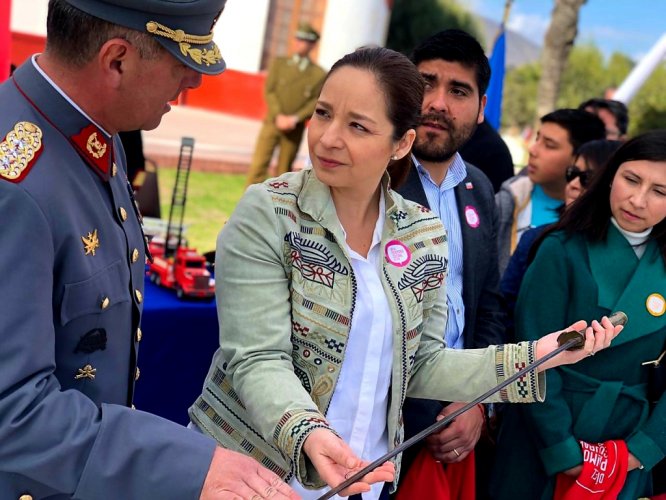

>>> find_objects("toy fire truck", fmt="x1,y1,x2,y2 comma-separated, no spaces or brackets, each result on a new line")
147,137,215,300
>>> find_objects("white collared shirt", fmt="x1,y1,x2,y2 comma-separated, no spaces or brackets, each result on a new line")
31,55,112,138
290,190,393,500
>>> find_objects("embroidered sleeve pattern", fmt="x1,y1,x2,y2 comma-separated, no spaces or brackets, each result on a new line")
275,409,337,488
495,341,545,403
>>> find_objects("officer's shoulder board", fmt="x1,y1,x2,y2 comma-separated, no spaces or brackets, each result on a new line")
0,121,43,183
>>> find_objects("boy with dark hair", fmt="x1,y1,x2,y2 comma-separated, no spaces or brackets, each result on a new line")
496,109,605,273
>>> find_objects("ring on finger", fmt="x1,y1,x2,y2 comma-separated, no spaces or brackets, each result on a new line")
453,448,460,457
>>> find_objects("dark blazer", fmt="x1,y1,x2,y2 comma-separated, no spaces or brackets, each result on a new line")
396,159,507,490
398,159,506,349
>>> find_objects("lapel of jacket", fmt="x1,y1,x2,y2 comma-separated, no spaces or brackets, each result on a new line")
398,160,430,208
587,224,666,345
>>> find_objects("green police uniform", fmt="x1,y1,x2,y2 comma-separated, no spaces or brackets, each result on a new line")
491,227,666,499
246,24,326,185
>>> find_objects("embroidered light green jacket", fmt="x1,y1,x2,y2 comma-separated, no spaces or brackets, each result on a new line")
189,168,544,490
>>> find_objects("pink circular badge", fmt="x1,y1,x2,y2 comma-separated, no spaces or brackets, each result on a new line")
385,240,411,267
464,205,480,228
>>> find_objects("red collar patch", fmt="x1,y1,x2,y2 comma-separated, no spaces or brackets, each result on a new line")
70,124,112,181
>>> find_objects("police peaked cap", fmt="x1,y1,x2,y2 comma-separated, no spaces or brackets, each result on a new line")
295,22,320,42
64,0,227,75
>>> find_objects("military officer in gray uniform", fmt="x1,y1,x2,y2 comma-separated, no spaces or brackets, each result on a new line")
0,1,298,499
245,23,327,186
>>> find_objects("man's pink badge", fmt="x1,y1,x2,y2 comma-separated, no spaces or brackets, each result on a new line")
385,240,411,267
464,205,480,228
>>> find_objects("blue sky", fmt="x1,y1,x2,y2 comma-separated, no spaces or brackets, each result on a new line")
467,0,666,61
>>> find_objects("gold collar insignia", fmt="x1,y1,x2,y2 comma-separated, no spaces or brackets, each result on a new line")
82,229,100,256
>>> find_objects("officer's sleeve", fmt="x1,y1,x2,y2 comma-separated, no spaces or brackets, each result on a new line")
514,235,582,476
0,183,216,499
264,59,283,119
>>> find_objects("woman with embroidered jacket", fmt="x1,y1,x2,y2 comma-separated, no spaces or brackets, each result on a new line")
491,130,666,499
189,47,620,500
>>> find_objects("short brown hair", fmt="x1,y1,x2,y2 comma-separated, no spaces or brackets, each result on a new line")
46,0,164,67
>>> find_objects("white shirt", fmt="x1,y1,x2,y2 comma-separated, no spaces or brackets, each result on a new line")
31,55,112,138
611,216,652,258
290,190,393,500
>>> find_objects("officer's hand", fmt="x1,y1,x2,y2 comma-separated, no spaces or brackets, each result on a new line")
303,428,394,496
200,446,300,499
425,402,483,463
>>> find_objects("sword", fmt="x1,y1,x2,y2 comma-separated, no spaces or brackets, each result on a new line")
316,312,627,499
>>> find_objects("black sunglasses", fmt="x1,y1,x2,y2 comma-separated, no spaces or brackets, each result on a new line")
565,166,591,187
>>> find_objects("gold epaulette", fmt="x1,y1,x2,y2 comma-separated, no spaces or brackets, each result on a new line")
0,121,43,183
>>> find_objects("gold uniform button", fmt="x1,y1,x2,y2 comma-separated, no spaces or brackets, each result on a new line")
101,296,110,310
135,367,141,381
119,207,128,221
19,495,33,500
131,248,140,263
135,289,143,303
136,327,143,342
112,163,118,177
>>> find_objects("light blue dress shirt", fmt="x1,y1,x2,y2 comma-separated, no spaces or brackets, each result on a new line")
412,153,466,349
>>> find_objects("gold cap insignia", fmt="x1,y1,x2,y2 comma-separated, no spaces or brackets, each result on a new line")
0,121,43,182
146,20,222,67
82,229,100,256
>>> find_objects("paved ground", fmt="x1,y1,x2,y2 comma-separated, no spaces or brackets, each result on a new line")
142,105,309,173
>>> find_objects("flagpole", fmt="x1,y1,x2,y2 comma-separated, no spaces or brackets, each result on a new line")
485,0,512,130
501,0,513,29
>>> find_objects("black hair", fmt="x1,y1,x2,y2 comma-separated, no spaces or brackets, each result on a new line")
540,109,606,154
410,29,491,98
578,98,629,136
46,0,162,67
574,139,622,175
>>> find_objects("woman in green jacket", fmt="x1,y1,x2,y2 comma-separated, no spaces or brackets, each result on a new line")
492,130,666,499
190,47,620,500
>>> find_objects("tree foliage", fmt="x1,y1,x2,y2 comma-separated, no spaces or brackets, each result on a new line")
502,41,666,136
629,63,666,135
385,0,483,56
502,63,540,128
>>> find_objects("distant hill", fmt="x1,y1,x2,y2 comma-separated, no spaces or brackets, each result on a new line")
477,15,541,68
